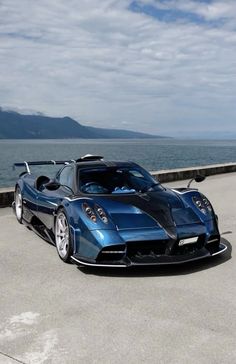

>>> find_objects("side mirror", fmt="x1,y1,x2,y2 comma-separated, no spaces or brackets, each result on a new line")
45,180,61,191
187,174,206,188
195,174,205,183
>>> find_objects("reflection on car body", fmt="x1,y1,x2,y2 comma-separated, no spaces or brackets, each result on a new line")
13,155,227,267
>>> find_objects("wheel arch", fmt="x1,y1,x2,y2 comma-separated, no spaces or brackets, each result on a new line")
15,177,26,194
53,202,78,252
54,203,76,262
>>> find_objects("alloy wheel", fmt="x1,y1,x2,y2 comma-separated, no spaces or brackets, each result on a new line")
55,212,70,259
15,187,23,222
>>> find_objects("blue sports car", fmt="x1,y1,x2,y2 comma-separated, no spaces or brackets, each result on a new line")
13,155,227,267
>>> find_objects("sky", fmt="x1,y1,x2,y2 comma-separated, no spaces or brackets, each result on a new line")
0,0,236,137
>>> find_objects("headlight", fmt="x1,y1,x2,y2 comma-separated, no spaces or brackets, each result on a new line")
202,196,213,212
192,195,212,215
83,203,97,222
95,205,109,224
82,203,109,224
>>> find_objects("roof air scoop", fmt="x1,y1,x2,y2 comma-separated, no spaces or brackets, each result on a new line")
76,154,104,162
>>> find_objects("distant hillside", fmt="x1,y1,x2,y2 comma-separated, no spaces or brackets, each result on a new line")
0,109,166,139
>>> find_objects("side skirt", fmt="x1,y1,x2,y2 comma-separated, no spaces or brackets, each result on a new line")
22,218,56,246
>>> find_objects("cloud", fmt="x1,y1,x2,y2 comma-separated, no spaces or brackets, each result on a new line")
0,0,236,136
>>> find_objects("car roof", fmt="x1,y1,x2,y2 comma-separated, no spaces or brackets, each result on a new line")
75,160,139,169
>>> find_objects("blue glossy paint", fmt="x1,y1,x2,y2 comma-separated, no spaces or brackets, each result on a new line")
14,159,223,266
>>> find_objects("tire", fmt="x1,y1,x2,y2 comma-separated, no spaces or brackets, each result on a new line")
15,186,23,224
55,209,73,263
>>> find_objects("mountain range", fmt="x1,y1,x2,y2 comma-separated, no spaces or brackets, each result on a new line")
0,109,165,139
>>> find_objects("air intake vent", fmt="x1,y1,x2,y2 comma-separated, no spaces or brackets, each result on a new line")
96,245,126,262
76,154,104,162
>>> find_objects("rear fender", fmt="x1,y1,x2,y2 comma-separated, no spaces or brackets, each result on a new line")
15,177,38,222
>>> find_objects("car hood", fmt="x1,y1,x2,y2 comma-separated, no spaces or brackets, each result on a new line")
93,189,202,238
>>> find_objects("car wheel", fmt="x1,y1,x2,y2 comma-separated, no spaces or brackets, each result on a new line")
15,186,23,224
55,209,73,263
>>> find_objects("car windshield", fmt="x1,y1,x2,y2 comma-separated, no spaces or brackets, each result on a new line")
78,166,162,194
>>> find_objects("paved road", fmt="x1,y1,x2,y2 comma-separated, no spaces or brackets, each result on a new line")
0,173,236,364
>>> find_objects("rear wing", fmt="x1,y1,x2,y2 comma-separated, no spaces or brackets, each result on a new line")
13,160,75,174
13,155,104,174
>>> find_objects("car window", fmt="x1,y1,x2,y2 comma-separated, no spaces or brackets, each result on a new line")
79,166,161,194
58,166,74,190
128,170,144,178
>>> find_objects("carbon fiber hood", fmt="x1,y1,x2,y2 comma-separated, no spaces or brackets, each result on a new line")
101,189,201,239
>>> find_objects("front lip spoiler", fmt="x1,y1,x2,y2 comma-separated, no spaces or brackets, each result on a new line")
71,242,227,267
211,242,227,256
70,256,127,267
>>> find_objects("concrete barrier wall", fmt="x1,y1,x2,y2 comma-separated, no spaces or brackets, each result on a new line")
0,187,14,208
151,162,236,183
1,162,236,207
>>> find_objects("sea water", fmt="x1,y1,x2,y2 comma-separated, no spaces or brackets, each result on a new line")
0,139,236,187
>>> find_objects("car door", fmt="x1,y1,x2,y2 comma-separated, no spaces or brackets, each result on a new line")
36,165,75,229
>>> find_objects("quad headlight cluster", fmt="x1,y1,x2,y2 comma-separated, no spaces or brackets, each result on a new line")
192,195,212,215
82,203,109,224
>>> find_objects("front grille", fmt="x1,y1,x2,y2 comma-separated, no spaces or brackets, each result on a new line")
96,235,211,265
126,240,168,261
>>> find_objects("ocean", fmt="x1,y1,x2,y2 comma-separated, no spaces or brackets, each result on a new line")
0,138,236,187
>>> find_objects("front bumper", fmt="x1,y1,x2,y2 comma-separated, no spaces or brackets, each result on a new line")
71,241,227,267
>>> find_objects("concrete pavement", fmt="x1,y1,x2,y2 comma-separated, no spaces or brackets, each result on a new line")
0,173,236,364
